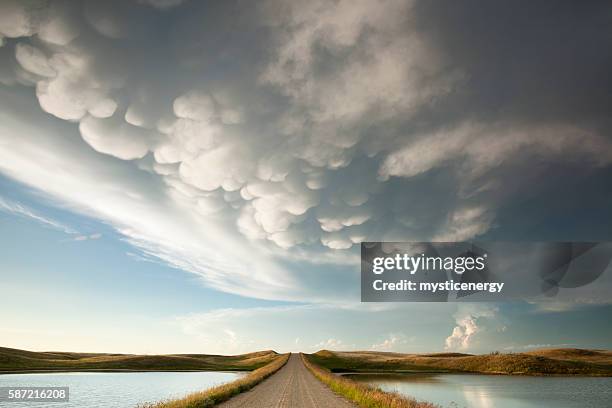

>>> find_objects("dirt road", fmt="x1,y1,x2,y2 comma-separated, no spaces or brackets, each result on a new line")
218,353,356,408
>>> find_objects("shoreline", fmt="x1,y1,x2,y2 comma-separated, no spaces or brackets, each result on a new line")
339,370,612,377
0,368,249,375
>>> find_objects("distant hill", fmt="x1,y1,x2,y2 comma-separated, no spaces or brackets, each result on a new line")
525,348,612,365
309,348,612,376
0,346,278,373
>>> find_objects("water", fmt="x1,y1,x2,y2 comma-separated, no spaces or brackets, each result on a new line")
347,373,612,408
0,371,243,407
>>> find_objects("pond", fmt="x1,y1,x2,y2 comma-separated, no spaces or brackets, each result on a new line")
0,371,243,407
346,372,612,408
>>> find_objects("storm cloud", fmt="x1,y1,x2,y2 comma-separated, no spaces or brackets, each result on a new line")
1,0,612,301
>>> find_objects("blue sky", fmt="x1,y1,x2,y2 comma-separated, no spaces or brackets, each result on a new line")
0,173,292,353
2,169,612,354
1,0,612,355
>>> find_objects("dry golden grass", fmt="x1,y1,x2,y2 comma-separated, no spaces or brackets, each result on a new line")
138,353,290,408
0,346,278,373
311,348,612,376
525,348,612,365
302,353,438,408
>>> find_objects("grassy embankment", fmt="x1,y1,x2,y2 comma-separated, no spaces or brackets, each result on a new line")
308,348,612,376
139,353,290,408
302,353,438,408
0,346,279,373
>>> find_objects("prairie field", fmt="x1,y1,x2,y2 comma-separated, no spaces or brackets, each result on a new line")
308,348,612,376
0,346,278,373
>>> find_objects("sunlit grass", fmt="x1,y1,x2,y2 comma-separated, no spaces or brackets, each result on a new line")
138,353,290,408
302,353,438,408
308,348,612,376
0,346,278,373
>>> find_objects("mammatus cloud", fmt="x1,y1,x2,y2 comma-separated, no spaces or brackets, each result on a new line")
445,305,498,351
0,90,300,302
1,0,612,303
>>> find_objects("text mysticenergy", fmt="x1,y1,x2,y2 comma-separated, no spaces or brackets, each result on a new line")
370,252,504,293
372,279,505,293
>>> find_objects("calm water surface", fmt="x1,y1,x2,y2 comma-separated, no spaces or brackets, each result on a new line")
0,371,243,408
347,373,612,408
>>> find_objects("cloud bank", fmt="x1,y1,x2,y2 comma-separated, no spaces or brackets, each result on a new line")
1,0,612,302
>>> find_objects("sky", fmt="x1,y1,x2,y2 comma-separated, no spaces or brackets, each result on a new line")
1,0,612,355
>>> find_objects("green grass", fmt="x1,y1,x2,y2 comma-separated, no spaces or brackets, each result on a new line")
0,346,279,373
308,348,612,376
138,353,290,408
303,353,438,408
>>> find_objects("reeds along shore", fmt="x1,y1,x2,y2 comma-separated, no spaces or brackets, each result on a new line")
301,353,438,408
139,353,290,408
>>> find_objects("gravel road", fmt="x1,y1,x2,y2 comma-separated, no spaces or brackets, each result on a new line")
218,353,356,408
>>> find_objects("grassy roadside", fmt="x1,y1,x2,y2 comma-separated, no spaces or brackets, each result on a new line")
302,353,438,408
138,353,290,408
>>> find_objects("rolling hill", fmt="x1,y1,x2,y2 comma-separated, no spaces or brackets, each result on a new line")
308,348,612,376
0,346,278,373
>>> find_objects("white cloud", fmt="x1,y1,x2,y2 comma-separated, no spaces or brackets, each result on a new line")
15,44,55,77
525,343,573,350
79,115,153,160
175,306,318,353
370,333,414,351
138,0,185,10
35,51,120,121
314,338,345,350
379,123,612,181
83,2,129,39
0,0,78,45
72,233,102,242
0,94,300,302
445,304,498,351
173,91,216,121
261,0,451,124
433,206,493,242
0,196,76,235
174,303,434,353
0,1,37,38
179,143,253,192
